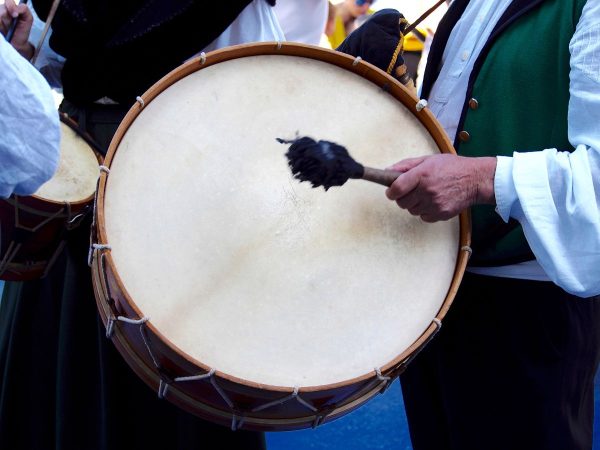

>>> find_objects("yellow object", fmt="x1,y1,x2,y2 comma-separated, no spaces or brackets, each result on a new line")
403,28,427,52
327,15,349,49
327,12,426,53
327,8,375,49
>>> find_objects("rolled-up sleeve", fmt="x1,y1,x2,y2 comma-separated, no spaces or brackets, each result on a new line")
0,37,60,198
493,1,600,298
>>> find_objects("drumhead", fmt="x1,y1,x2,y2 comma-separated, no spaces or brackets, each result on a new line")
34,122,99,203
102,51,460,388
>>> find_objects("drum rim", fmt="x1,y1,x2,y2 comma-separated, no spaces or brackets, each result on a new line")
94,42,471,393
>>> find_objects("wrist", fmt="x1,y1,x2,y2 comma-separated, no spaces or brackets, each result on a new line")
474,157,497,205
14,41,34,60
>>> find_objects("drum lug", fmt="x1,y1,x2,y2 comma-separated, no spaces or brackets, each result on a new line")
312,406,335,429
374,367,396,394
230,412,246,431
157,373,176,399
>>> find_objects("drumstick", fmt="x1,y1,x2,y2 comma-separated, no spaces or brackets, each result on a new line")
277,137,400,190
403,0,446,36
30,0,61,65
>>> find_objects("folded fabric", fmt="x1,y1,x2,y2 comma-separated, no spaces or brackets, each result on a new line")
336,9,413,88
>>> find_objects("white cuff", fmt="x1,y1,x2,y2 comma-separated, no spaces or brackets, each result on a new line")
493,155,517,222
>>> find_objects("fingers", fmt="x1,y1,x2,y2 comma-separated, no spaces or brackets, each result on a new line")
395,190,420,211
385,167,421,201
386,156,427,173
12,0,33,25
4,0,33,26
385,158,425,217
3,0,34,57
0,5,11,35
385,154,488,223
0,0,32,37
4,0,18,18
17,3,32,18
420,214,438,223
384,155,446,223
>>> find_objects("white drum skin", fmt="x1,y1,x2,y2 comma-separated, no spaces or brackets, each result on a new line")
92,43,470,431
34,122,100,203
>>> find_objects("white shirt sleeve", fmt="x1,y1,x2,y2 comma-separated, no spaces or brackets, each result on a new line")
494,0,600,298
0,37,60,198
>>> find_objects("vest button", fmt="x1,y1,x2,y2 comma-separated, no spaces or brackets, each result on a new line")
458,130,471,142
468,98,479,110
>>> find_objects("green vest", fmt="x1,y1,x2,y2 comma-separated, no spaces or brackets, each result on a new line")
457,0,586,266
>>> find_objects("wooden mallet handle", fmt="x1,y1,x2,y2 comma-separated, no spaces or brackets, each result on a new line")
361,167,401,187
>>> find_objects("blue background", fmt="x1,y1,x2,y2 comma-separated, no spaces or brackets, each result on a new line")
265,376,600,449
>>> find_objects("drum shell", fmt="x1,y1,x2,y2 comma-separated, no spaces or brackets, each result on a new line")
0,195,89,280
92,249,446,430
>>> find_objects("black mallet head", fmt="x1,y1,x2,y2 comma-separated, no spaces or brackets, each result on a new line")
277,137,364,191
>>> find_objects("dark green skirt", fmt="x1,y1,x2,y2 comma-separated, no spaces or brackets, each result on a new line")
0,101,266,450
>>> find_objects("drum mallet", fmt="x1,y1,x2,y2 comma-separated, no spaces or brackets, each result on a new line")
277,137,400,190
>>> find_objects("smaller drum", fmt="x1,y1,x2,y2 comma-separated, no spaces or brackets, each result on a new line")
0,114,101,281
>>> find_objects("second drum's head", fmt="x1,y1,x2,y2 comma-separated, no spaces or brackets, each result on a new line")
34,122,99,203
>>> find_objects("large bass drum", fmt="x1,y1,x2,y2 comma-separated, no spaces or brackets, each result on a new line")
90,43,471,431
